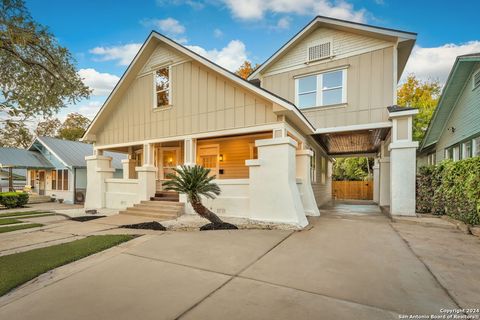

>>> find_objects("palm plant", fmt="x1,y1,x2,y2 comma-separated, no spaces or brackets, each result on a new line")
162,165,224,224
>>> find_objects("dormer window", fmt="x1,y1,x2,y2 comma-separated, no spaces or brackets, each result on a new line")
154,67,171,108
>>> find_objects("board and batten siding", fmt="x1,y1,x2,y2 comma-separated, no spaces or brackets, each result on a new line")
262,27,392,76
95,46,278,147
434,66,480,162
261,47,395,129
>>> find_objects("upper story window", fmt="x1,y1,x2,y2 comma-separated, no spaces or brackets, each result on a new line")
295,69,346,109
154,67,171,108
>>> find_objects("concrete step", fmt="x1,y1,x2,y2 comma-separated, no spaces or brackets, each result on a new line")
136,203,184,211
150,196,179,202
127,206,181,215
119,210,179,219
140,200,184,207
28,195,52,204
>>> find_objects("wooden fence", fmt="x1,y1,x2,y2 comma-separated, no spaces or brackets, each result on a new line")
332,180,373,200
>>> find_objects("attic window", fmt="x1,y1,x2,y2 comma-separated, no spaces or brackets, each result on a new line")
473,70,480,90
307,41,332,62
154,67,171,108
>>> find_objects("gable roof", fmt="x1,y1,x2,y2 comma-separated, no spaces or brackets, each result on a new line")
30,136,125,169
82,31,315,142
248,15,417,81
0,148,54,169
419,53,480,151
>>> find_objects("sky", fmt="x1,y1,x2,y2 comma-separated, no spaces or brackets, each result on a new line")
24,0,480,120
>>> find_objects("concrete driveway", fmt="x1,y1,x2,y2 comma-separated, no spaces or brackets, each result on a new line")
1,203,477,320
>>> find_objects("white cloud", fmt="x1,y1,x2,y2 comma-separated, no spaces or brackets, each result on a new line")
156,0,204,10
78,68,119,96
221,0,367,23
187,40,247,71
90,43,142,66
403,41,480,84
145,17,186,35
77,101,103,120
213,28,224,38
276,17,291,29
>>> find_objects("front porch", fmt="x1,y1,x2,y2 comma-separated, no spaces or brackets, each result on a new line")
85,128,321,227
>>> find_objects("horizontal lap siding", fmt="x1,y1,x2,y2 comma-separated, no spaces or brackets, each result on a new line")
95,46,278,147
262,47,394,129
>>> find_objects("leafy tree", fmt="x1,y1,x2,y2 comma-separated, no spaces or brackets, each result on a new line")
35,117,61,137
235,61,259,79
332,157,373,181
0,121,32,148
397,75,441,141
163,165,225,224
0,0,90,134
57,113,90,141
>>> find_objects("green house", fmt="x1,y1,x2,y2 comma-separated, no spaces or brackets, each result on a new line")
418,53,480,165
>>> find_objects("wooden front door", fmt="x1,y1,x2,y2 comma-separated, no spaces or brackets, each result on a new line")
159,147,180,179
197,145,219,177
38,171,46,195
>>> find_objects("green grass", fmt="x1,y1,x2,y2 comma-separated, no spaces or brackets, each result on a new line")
0,235,135,296
0,211,51,218
0,218,22,225
0,223,44,233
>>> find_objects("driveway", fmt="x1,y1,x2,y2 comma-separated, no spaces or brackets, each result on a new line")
0,202,478,320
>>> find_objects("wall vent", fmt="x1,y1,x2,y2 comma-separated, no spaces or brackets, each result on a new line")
473,70,480,89
307,41,332,62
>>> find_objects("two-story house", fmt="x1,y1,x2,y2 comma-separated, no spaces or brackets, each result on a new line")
82,16,418,227
418,53,480,165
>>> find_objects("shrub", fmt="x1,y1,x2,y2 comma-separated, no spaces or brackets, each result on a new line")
417,157,480,225
0,192,30,209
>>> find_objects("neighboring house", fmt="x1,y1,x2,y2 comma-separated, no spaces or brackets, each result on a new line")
0,136,125,204
82,16,419,226
418,53,480,165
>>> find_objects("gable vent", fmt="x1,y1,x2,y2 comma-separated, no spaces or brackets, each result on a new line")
307,41,332,62
474,70,480,89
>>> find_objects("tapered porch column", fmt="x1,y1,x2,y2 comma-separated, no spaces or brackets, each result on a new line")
136,143,156,201
85,149,115,209
372,158,380,204
296,149,320,216
122,147,136,179
183,138,197,166
246,137,308,228
389,108,419,216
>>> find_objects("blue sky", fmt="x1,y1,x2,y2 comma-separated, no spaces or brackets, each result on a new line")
24,0,480,120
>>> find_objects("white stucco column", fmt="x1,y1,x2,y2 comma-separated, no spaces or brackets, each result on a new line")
389,109,419,216
121,159,136,179
246,137,308,228
136,143,157,201
296,149,320,216
84,154,115,209
183,138,197,166
372,158,380,204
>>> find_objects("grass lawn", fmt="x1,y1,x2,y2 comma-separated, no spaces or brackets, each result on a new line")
0,211,51,218
0,218,22,225
0,223,44,233
0,235,135,296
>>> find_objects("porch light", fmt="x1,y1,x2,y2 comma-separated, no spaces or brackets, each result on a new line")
219,154,224,162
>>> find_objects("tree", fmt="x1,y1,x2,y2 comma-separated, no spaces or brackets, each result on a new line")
397,75,441,141
0,121,32,148
57,113,90,141
35,117,61,137
235,61,259,79
332,157,373,181
0,0,90,130
162,165,226,224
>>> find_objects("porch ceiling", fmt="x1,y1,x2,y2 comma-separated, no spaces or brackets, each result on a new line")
313,128,390,156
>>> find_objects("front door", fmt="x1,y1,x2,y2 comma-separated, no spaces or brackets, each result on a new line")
38,171,45,195
159,147,180,179
197,145,219,177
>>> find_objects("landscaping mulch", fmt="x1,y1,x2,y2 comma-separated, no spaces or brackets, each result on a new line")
120,221,166,231
200,222,238,231
70,216,106,222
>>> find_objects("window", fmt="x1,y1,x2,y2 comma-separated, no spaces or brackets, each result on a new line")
30,170,36,187
296,69,346,109
463,141,472,159
63,170,69,190
453,146,460,161
474,137,480,157
51,170,57,190
427,152,436,166
154,67,170,108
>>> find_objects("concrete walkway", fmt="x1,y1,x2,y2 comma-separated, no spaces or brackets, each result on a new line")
0,203,478,319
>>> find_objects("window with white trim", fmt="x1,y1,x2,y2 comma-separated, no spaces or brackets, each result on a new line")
474,137,480,157
296,69,346,109
427,152,436,165
462,141,472,159
154,67,171,108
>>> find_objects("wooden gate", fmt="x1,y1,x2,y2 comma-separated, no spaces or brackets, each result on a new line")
332,180,373,200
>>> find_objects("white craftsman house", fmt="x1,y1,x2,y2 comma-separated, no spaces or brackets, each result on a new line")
82,16,419,227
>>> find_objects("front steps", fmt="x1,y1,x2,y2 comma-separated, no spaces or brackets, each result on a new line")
120,192,183,219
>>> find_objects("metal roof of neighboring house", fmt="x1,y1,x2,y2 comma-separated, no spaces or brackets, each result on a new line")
0,148,54,169
33,136,125,169
420,53,480,151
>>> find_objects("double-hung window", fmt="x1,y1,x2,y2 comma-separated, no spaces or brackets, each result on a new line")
154,67,171,108
296,69,346,109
